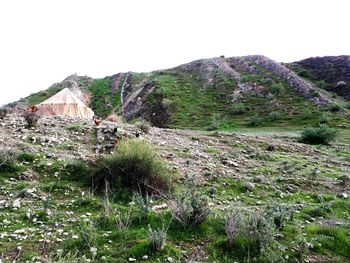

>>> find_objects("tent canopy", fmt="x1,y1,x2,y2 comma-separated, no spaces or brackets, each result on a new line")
36,88,94,119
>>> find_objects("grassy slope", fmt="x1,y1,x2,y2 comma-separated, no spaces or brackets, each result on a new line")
136,67,349,130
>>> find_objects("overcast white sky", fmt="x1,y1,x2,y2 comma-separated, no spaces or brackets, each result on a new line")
0,0,349,106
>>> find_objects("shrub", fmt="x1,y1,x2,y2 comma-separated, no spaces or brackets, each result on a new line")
134,193,151,219
268,111,283,122
269,83,285,96
148,224,167,251
224,208,276,255
91,139,171,195
248,114,263,127
225,209,246,245
265,204,294,230
298,69,311,78
170,184,210,229
0,107,8,120
316,80,327,89
23,112,40,128
229,103,246,115
0,149,19,172
301,108,313,119
319,112,330,124
310,89,320,98
299,124,338,145
327,103,342,113
207,113,221,131
136,121,151,134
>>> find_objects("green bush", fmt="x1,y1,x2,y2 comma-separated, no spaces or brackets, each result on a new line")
248,114,263,127
207,113,221,131
319,112,330,124
316,80,327,89
301,108,313,120
229,103,246,115
136,121,151,134
327,103,342,113
224,208,276,256
310,89,320,98
268,111,283,122
170,183,210,229
269,83,285,96
148,224,167,251
0,149,19,172
23,112,40,128
91,139,171,195
0,107,8,120
299,124,338,145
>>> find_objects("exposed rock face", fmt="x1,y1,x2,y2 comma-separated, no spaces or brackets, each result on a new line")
294,56,350,100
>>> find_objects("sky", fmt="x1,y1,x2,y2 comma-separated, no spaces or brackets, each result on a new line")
0,0,349,106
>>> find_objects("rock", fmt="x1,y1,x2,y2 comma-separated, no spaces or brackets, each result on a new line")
340,193,348,199
128,258,136,262
241,182,255,192
167,257,174,262
267,144,275,151
142,255,148,260
221,159,239,167
12,198,21,209
339,175,350,185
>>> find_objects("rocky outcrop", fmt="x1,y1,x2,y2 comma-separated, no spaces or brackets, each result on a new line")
293,56,350,100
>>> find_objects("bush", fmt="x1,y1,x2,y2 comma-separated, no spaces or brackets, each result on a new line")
148,225,167,251
268,111,283,122
91,139,171,196
265,204,294,230
23,112,40,128
269,83,285,96
229,103,246,115
207,113,221,131
319,112,330,124
299,124,338,145
134,193,151,219
224,208,276,255
316,80,327,89
170,183,210,229
248,114,263,127
0,107,8,120
225,209,246,245
301,108,313,119
310,89,320,98
0,149,19,172
136,121,151,134
327,103,342,113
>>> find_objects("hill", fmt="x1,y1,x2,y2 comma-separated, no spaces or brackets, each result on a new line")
1,55,350,262
17,55,350,130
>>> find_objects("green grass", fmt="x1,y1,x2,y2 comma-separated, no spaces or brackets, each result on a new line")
89,77,121,118
24,84,64,105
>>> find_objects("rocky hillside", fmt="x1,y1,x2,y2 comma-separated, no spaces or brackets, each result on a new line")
0,112,350,262
16,55,350,130
288,56,350,100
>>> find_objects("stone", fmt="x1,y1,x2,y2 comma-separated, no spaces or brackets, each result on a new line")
128,258,136,262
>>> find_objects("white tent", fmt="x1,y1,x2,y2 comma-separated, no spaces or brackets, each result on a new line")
36,88,94,119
